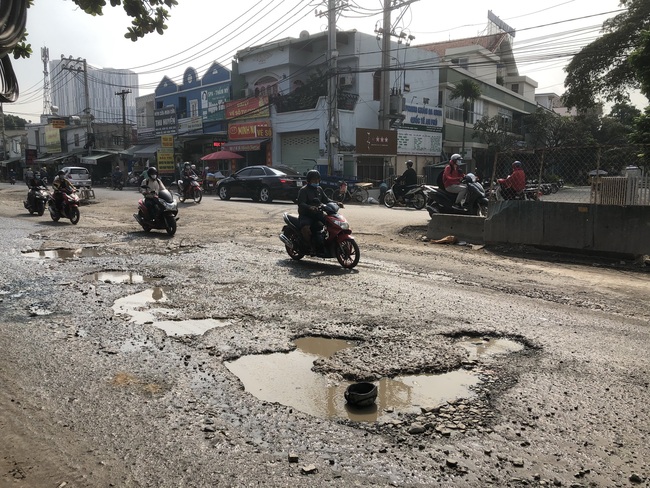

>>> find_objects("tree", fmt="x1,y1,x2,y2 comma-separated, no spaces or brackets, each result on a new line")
13,0,179,60
563,0,650,110
449,79,481,158
472,115,519,152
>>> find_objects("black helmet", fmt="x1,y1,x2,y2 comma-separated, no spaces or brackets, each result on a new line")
57,170,65,176
306,169,321,183
406,160,413,167
147,167,158,178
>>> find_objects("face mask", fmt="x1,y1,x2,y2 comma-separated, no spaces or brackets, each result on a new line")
150,175,157,180
309,183,319,188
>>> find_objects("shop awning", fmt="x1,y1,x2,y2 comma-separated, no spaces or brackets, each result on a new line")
133,143,162,157
33,152,71,164
223,139,268,152
1,157,20,166
80,153,114,165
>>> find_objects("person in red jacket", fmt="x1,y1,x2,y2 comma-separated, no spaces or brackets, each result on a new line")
442,153,466,208
498,161,526,200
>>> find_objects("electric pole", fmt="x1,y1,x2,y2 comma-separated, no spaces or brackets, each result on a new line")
60,56,93,155
115,89,131,150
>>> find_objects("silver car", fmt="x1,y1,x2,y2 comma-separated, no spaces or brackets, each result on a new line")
61,166,92,188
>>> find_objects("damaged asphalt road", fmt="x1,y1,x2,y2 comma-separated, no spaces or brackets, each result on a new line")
0,185,649,487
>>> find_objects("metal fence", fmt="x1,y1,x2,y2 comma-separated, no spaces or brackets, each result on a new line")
491,145,650,205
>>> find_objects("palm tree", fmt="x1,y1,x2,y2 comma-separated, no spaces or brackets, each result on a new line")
450,79,481,158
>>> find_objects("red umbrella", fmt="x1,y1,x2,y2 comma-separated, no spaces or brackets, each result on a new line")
200,150,244,161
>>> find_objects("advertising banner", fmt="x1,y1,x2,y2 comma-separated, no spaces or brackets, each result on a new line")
201,84,230,122
402,103,443,131
154,107,177,135
355,128,397,155
225,96,269,121
228,121,272,140
45,125,62,153
157,148,175,173
397,129,442,155
161,135,174,148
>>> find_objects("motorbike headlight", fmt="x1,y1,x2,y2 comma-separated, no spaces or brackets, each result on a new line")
333,220,349,229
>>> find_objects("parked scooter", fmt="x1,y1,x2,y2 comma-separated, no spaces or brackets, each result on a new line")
177,175,203,204
133,189,179,236
279,201,360,269
48,189,81,224
426,173,489,217
383,183,427,209
24,185,50,216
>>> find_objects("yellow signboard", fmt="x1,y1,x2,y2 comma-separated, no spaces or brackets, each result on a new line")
157,147,175,172
161,135,174,148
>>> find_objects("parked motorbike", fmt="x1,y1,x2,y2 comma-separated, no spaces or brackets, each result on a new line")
383,183,427,209
494,183,540,201
133,189,179,236
177,175,203,204
48,189,80,224
24,185,50,216
426,173,489,217
279,202,360,269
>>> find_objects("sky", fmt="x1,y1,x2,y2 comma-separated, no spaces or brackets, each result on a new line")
4,0,644,122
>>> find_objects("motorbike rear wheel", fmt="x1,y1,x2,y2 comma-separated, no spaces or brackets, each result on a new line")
284,229,304,260
412,192,426,210
164,214,177,236
336,238,360,269
69,207,80,225
383,191,396,208
192,187,203,204
138,210,151,232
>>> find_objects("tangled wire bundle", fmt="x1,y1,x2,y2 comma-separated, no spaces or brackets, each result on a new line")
0,0,28,103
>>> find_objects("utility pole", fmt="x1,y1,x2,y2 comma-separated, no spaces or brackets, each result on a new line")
0,103,6,162
115,89,131,150
60,56,93,155
378,0,419,130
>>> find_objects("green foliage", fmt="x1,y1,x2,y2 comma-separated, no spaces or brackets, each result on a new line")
628,30,650,99
3,113,28,130
472,115,518,151
563,0,650,109
629,107,650,144
13,0,178,58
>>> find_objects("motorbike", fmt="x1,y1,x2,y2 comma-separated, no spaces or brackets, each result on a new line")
383,183,427,209
9,174,16,185
493,182,540,201
133,189,179,236
112,174,123,191
177,175,203,204
279,202,360,269
426,173,489,217
48,189,81,224
24,185,50,216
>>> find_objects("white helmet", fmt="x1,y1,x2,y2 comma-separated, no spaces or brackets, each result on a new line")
450,154,462,162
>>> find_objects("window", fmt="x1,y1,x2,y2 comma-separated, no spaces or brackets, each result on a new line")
444,93,484,124
190,99,199,118
510,83,519,94
74,133,80,147
451,58,469,70
254,76,279,98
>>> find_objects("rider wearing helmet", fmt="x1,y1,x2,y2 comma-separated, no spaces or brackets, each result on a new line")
497,161,526,200
182,162,196,196
442,153,467,208
394,160,418,202
140,167,167,218
52,170,76,212
297,170,332,251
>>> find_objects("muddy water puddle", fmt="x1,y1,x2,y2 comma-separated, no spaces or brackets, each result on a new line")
113,287,228,336
457,337,524,359
226,337,486,422
84,271,152,284
22,248,101,259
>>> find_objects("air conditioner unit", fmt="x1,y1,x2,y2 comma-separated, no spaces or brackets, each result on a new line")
339,75,354,87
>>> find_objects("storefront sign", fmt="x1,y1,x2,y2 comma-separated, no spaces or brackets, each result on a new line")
228,121,272,140
355,128,397,155
154,107,178,135
397,129,442,155
157,148,175,172
225,97,269,120
45,125,62,153
403,103,443,131
51,119,66,129
161,135,174,148
201,84,230,122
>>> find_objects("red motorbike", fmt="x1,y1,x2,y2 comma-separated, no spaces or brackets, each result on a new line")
177,175,203,204
47,189,80,224
134,189,179,236
279,202,360,269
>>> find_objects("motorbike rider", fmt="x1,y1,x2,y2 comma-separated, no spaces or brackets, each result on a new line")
9,168,16,183
394,160,418,203
112,166,123,186
497,161,526,200
26,170,48,208
181,162,197,196
297,170,336,252
52,170,76,212
442,154,467,209
140,167,167,219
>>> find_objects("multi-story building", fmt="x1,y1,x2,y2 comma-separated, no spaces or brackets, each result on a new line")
49,60,139,125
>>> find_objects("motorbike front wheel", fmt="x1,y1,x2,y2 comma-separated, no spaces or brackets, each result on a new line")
336,238,360,269
69,207,80,225
37,201,45,216
383,191,396,208
164,214,177,236
412,192,426,210
476,203,488,217
193,187,203,204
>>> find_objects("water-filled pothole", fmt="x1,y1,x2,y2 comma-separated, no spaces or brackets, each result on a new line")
112,288,228,336
457,337,524,359
225,337,487,422
22,248,101,259
84,271,152,284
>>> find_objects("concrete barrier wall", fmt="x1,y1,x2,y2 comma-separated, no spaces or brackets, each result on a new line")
426,202,650,256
